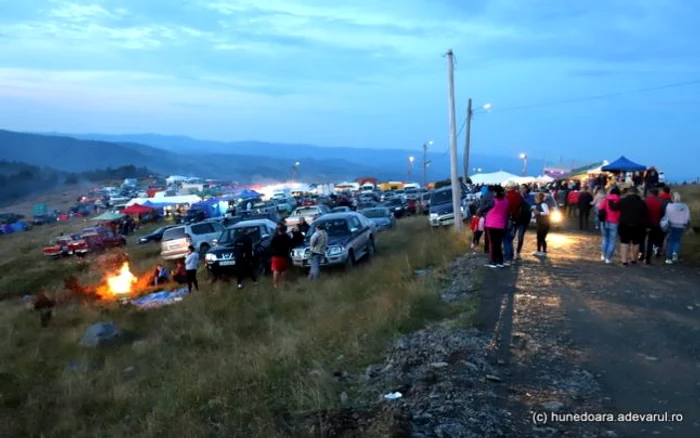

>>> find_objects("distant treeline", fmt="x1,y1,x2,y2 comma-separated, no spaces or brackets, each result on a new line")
0,160,151,206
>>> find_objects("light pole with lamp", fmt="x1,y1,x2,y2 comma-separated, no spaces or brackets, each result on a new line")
422,140,432,189
407,156,415,180
519,153,528,176
291,161,300,184
464,99,492,180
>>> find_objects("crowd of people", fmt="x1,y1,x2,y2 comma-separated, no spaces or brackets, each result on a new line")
469,171,692,268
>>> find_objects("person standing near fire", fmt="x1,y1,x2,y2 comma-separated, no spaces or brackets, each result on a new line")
184,245,200,292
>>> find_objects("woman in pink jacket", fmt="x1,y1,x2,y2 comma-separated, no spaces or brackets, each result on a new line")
598,186,621,264
478,185,510,268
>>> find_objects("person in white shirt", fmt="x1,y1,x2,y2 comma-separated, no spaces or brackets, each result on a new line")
184,245,200,292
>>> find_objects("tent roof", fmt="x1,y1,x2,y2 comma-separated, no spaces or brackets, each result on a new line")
560,161,607,179
470,171,520,185
90,211,124,221
121,204,154,214
601,156,646,172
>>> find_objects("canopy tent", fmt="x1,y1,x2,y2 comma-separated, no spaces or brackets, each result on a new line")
121,204,155,215
142,200,176,208
535,175,554,183
503,176,537,186
236,189,262,199
126,195,201,207
470,171,519,185
90,211,124,221
601,156,646,172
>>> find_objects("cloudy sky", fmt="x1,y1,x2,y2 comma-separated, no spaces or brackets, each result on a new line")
1,0,699,178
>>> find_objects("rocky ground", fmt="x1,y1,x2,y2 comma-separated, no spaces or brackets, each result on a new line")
289,227,700,437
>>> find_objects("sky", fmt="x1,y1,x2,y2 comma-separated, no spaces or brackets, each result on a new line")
0,0,699,179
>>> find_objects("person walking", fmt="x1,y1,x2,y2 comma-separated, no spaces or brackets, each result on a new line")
503,183,522,265
478,185,509,268
514,185,534,260
533,192,551,256
577,187,594,230
234,228,257,289
644,188,665,264
308,223,328,280
184,245,199,292
609,186,648,266
599,186,621,264
269,225,293,288
591,187,606,230
662,192,691,265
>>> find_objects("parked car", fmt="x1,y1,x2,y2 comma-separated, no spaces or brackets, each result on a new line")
291,212,377,269
219,210,283,228
360,207,396,231
383,198,406,218
160,220,225,260
285,205,331,230
137,225,177,244
428,187,470,227
419,192,432,214
32,213,57,226
204,219,278,278
79,227,127,251
274,198,295,215
43,234,88,258
358,201,378,210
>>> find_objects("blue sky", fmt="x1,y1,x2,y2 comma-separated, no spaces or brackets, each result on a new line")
0,0,699,179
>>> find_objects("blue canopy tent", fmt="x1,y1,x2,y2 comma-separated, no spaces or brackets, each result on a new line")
190,199,229,218
601,156,646,172
237,189,262,199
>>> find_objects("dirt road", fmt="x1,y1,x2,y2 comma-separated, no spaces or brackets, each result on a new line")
476,227,700,437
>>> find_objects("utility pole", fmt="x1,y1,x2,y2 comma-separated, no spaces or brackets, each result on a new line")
463,98,472,181
422,142,429,189
445,49,462,232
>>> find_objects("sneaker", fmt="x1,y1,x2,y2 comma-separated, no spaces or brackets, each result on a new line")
471,243,476,250
513,253,520,261
485,263,498,268
532,251,541,257
665,259,673,265
541,252,547,257
503,262,512,267
496,264,505,268
605,258,612,264
600,254,605,261
672,253,679,262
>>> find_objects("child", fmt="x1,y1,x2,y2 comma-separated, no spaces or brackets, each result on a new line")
470,215,485,252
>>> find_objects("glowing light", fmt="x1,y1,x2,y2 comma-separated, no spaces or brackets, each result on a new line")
107,263,137,295
550,210,563,223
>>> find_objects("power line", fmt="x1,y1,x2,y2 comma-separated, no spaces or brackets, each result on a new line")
494,79,700,113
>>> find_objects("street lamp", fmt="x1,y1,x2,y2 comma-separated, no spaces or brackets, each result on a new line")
422,141,432,189
291,161,300,183
519,153,528,176
464,99,492,180
407,155,415,180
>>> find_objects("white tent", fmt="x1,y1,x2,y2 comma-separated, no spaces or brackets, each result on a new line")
126,195,201,207
470,171,519,185
535,175,554,183
504,176,537,185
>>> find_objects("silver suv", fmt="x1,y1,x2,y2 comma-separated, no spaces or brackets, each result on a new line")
160,221,225,260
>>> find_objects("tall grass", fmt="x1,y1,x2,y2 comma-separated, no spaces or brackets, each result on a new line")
0,217,470,437
677,185,700,263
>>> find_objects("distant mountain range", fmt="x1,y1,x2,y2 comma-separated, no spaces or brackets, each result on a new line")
4,129,549,183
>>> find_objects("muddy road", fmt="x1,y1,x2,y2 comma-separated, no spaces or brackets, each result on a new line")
476,228,700,437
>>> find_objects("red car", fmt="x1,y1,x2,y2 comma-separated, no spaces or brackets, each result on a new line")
79,227,127,251
43,234,89,258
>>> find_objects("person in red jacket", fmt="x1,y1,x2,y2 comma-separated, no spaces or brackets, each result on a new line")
644,188,665,264
567,189,580,219
503,183,523,264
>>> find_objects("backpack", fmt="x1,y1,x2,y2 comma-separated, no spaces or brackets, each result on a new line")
517,201,532,225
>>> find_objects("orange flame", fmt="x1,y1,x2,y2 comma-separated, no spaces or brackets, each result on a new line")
106,262,137,295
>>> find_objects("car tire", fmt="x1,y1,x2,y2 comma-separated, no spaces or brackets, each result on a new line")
367,236,376,256
344,250,356,270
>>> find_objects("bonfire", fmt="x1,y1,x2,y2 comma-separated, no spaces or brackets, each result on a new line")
96,262,139,299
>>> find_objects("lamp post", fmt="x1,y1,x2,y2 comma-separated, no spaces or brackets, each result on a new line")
407,155,415,180
422,140,432,189
291,161,300,184
519,153,528,176
464,100,492,180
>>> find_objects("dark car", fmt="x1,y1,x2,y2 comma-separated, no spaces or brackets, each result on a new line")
290,212,377,269
219,210,283,228
360,207,396,231
204,219,278,278
137,225,177,244
383,198,406,218
428,187,469,227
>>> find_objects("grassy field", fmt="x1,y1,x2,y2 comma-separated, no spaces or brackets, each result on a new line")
677,184,700,263
0,216,472,437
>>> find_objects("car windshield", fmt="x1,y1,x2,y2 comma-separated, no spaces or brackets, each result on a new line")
310,219,350,237
162,227,187,241
220,226,261,244
362,208,389,218
430,190,452,205
293,207,318,216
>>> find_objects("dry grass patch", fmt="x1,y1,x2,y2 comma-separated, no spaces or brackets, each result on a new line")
0,217,471,437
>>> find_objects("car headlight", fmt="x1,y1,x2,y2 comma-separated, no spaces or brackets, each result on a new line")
205,253,217,262
327,245,345,256
429,213,438,219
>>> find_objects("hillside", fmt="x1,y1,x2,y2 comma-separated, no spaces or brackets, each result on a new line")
62,132,547,179
1,130,386,182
